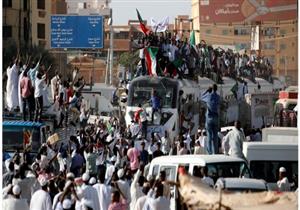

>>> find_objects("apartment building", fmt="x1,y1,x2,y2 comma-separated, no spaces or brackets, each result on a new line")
3,0,51,49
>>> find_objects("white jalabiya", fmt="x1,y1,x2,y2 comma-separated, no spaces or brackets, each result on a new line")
6,64,19,110
81,184,101,210
93,183,112,210
50,75,59,102
29,189,52,210
3,197,29,210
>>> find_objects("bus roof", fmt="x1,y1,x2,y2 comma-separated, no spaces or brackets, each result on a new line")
3,121,45,128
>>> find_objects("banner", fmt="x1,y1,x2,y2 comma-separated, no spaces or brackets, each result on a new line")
150,16,169,33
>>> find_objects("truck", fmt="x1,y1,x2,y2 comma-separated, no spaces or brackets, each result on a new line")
240,92,278,129
273,87,297,127
262,127,298,143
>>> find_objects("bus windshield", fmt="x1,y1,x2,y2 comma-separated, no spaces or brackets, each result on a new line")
128,78,178,108
3,126,42,152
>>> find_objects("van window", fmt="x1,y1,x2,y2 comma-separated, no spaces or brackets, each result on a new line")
160,166,177,181
152,165,159,178
250,161,298,183
206,162,250,183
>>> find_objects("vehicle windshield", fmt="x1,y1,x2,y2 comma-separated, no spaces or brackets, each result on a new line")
206,162,250,183
128,78,178,108
3,126,41,152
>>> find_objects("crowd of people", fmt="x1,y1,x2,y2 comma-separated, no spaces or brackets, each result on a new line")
4,52,88,127
1,39,291,210
132,31,273,84
3,99,295,210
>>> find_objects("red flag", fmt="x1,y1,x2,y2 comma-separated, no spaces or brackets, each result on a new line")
23,130,31,145
136,9,149,35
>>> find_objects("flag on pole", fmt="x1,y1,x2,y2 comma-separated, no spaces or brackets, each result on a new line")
145,47,159,76
23,130,32,146
189,30,196,46
136,9,149,35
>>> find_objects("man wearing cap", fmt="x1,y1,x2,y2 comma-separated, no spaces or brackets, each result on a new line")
3,185,29,210
116,169,131,204
81,173,101,210
277,167,291,192
29,177,52,210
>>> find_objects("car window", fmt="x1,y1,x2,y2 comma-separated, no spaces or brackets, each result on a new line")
160,165,177,181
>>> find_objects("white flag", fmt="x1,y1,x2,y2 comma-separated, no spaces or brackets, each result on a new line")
150,16,169,32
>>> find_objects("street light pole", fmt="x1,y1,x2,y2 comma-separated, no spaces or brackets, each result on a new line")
109,11,114,85
109,24,114,85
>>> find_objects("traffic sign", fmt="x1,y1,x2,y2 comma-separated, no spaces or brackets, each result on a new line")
51,15,104,49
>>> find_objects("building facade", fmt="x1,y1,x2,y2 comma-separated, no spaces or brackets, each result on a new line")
3,0,51,49
191,0,298,84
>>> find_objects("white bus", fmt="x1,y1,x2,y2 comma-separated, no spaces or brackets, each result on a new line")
125,76,200,141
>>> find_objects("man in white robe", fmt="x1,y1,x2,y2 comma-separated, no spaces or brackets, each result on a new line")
81,173,101,210
93,172,112,210
50,72,60,102
130,169,145,210
3,185,29,210
6,56,20,111
29,178,52,210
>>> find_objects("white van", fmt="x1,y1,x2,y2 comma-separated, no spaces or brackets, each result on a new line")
243,142,298,190
148,155,251,210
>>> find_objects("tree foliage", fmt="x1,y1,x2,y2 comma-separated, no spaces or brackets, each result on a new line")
3,41,55,71
118,51,139,71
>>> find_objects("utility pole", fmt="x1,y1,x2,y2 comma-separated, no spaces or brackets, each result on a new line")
109,25,114,85
109,9,113,85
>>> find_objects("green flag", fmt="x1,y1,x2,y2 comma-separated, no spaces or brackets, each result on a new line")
189,30,196,46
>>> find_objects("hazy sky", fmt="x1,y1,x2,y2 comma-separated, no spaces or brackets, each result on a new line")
111,0,191,25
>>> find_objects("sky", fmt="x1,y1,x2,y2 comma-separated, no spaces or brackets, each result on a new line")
110,0,191,25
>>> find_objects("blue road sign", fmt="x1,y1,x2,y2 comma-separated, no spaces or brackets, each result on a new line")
51,15,104,49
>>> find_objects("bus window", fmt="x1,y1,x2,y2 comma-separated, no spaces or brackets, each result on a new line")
250,161,298,183
3,126,41,152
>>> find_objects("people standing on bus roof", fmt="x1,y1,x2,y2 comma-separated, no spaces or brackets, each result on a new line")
20,70,34,121
150,90,161,123
50,71,61,103
201,84,220,155
34,71,47,122
6,53,20,111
